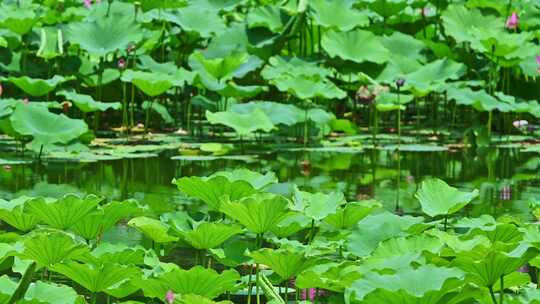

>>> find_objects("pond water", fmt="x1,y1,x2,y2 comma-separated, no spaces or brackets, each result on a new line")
1,146,539,222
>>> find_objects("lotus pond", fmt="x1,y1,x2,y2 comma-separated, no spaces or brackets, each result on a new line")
1,0,540,303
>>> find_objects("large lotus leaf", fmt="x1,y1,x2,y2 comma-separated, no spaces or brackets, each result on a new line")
127,217,178,243
247,5,287,32
292,186,344,221
190,0,243,12
415,178,478,217
19,232,90,267
323,201,380,230
447,87,514,112
174,176,257,210
180,221,241,250
362,0,408,18
295,261,361,292
470,28,533,58
381,32,425,62
271,211,312,238
0,198,38,232
25,194,102,230
261,56,332,80
209,239,253,268
364,235,445,271
89,243,146,266
5,75,66,96
250,248,316,282
22,281,81,304
210,168,278,190
375,92,414,112
403,59,467,96
442,5,501,44
122,70,174,97
219,193,289,234
322,29,390,64
0,5,36,35
177,294,233,304
141,101,174,123
36,27,63,60
57,90,121,113
150,266,240,299
231,101,304,126
345,265,464,304
67,15,142,57
51,262,141,295
206,109,275,136
309,0,369,31
0,275,16,303
346,211,425,257
137,55,195,86
9,103,88,147
162,6,226,38
454,245,537,287
271,75,346,100
217,83,267,99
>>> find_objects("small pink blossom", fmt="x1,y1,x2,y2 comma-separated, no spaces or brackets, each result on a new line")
117,58,126,69
165,290,175,304
421,7,430,17
499,185,511,201
83,0,92,8
506,12,519,30
0,83,3,97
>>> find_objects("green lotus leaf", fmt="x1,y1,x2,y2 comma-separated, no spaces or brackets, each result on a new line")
261,56,332,80
346,211,425,257
142,101,174,123
447,87,514,112
0,275,17,303
381,32,425,62
210,168,278,190
271,75,347,100
247,5,287,32
122,70,174,97
442,5,500,45
25,194,103,230
292,186,344,221
57,90,121,113
176,294,233,304
375,92,414,112
5,75,66,96
323,201,380,230
66,15,143,58
250,248,316,282
403,59,467,96
231,101,304,126
217,83,267,99
19,231,90,267
219,193,289,234
322,29,390,64
295,261,361,292
51,261,141,296
0,5,37,35
309,0,369,31
127,216,178,243
271,211,311,238
36,27,63,60
190,0,243,12
346,265,465,303
137,55,195,86
90,243,146,266
22,281,81,304
363,0,408,18
415,178,479,217
82,68,121,87
162,6,226,38
0,198,38,232
206,109,275,137
179,222,243,250
9,103,88,147
145,266,240,299
174,175,257,210
208,239,253,268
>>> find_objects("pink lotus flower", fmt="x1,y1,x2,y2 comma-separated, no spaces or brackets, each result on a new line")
506,12,519,30
117,58,126,69
83,0,100,9
165,290,175,304
22,98,29,104
499,185,511,201
0,83,2,97
421,7,430,17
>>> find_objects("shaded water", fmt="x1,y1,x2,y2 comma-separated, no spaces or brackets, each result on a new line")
1,147,539,221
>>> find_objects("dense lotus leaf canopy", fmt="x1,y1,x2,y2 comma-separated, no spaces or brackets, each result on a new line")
309,0,369,31
322,29,390,64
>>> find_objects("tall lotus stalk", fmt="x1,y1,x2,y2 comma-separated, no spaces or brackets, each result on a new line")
395,78,405,213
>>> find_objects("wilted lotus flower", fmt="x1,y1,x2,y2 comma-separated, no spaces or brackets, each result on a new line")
3,165,11,171
165,290,175,304
355,85,373,104
506,12,519,30
117,58,126,70
395,78,406,88
512,120,528,128
22,98,29,104
499,185,511,201
0,83,3,97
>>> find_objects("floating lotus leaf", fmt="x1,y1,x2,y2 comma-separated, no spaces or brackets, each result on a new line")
309,0,369,31
5,75,66,96
206,109,275,137
322,29,390,64
415,178,479,217
57,90,121,113
67,15,142,58
9,103,88,148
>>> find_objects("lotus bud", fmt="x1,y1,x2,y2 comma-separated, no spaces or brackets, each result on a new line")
499,185,511,201
0,83,3,97
117,58,126,70
512,120,528,128
505,12,519,30
395,78,406,88
165,290,175,304
83,0,92,8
